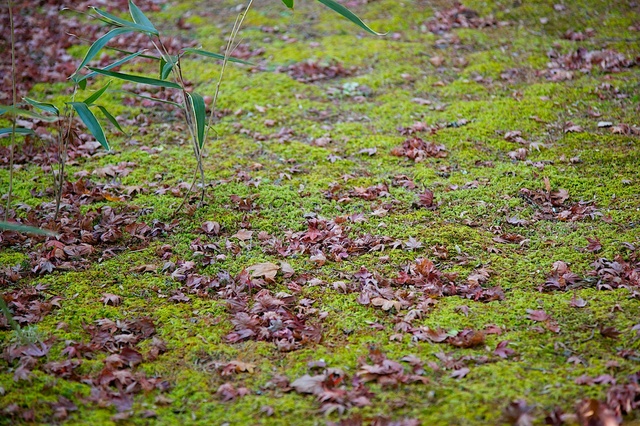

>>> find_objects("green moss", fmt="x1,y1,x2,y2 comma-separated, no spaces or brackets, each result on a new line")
0,250,28,267
2,0,640,424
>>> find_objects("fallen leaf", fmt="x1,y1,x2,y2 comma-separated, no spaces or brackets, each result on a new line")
570,295,587,308
526,309,550,322
371,297,402,311
494,341,515,359
291,374,325,395
600,326,621,339
585,237,602,253
430,55,445,66
451,367,470,379
280,261,295,276
201,221,221,235
232,229,253,241
246,262,280,280
101,293,122,307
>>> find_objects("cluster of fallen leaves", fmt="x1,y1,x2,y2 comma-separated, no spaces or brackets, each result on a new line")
562,28,596,41
391,137,447,162
519,184,603,222
63,317,169,421
348,260,504,344
288,348,428,415
323,173,436,210
224,287,323,351
549,48,637,73
0,284,61,328
505,382,640,426
590,253,640,290
541,245,640,292
279,60,356,83
324,182,391,203
290,366,375,415
424,3,507,34
3,315,168,422
540,261,582,292
263,217,395,264
160,261,323,351
287,344,518,417
1,200,177,285
356,257,503,307
546,48,638,81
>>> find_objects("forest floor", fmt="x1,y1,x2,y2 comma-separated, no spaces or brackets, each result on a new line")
1,0,640,424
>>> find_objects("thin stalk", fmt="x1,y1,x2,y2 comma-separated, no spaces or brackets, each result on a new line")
55,87,78,220
173,0,255,216
5,0,17,221
53,121,64,219
153,39,205,206
205,0,255,137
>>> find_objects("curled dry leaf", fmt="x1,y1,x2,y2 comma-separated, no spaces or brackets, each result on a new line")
221,360,255,376
451,367,470,379
246,262,280,281
570,295,587,308
290,374,326,395
418,189,435,208
448,329,485,348
280,261,295,276
232,229,253,241
371,297,402,312
101,293,122,307
576,399,620,426
201,221,221,235
310,252,327,266
526,309,550,322
502,399,535,426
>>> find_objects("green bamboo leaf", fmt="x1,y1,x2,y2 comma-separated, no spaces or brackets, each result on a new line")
91,7,158,35
87,67,182,89
315,0,385,35
161,61,174,79
72,27,133,79
182,48,253,65
0,127,35,137
23,98,59,115
96,106,128,136
159,57,167,79
187,92,206,149
72,51,146,88
0,221,58,236
0,105,57,122
160,55,177,80
112,89,182,107
83,81,112,105
128,0,158,34
69,102,110,150
94,46,159,61
282,0,294,8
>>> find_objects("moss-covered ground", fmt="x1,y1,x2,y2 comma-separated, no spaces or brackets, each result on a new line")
1,0,640,424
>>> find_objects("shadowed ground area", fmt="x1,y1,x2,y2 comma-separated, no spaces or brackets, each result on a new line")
1,0,640,424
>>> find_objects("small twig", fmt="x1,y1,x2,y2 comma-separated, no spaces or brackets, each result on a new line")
579,328,596,344
5,0,17,221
